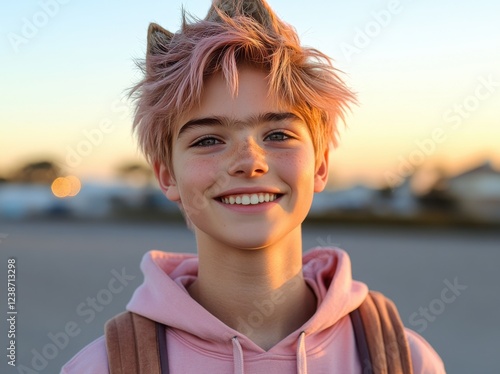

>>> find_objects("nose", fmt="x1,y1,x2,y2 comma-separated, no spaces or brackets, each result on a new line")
227,138,269,177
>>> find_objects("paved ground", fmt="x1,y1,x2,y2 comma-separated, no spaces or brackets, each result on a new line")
0,220,498,373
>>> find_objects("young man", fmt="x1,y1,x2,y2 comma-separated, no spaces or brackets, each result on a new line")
62,0,445,372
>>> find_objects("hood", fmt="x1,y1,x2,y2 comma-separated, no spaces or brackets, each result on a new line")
126,247,368,373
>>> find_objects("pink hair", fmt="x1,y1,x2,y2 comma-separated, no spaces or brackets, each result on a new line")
130,0,356,170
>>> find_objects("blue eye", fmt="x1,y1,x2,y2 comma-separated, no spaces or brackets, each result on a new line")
193,137,221,147
265,132,290,141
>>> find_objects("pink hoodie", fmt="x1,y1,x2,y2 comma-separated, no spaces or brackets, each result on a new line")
61,248,445,373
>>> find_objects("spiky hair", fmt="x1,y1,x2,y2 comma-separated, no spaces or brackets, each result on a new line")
130,0,356,170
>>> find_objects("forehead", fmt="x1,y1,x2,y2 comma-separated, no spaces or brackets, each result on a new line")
178,65,294,130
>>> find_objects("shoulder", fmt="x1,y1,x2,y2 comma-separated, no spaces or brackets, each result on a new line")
60,335,109,374
405,328,446,374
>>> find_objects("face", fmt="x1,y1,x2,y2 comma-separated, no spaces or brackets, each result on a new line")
156,65,329,250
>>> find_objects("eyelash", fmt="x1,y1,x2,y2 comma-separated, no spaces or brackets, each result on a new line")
190,130,293,147
265,131,291,141
191,136,222,147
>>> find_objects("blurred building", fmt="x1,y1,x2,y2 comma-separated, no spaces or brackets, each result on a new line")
310,185,374,215
447,161,500,221
373,178,420,217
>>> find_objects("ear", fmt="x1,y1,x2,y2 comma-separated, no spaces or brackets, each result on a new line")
153,162,181,202
147,23,174,56
314,148,330,193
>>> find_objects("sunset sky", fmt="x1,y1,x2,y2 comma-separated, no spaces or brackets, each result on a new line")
1,0,499,189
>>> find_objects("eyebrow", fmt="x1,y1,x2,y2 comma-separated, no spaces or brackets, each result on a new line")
177,112,301,138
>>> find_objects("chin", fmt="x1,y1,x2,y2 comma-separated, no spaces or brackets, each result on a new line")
222,224,301,251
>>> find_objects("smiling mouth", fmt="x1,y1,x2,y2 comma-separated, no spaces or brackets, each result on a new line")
218,193,281,205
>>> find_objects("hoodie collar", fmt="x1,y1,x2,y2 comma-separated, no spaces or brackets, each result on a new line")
126,247,368,369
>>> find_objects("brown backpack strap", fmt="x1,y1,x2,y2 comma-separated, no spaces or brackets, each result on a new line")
350,291,413,374
105,311,169,374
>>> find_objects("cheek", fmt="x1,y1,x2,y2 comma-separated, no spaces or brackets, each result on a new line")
278,149,316,180
176,156,221,196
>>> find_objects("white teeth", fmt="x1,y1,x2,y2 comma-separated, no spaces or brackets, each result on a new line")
220,193,279,205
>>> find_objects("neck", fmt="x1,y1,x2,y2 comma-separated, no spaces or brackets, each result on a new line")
188,227,317,350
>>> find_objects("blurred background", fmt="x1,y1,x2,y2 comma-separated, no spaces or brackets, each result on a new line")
0,0,499,373
1,0,499,224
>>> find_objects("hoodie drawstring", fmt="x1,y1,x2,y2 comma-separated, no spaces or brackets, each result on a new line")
232,336,245,374
296,331,308,374
232,332,307,374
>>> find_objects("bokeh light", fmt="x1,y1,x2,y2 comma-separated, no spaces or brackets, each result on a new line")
51,176,81,198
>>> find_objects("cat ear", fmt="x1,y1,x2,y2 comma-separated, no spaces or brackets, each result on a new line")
147,22,174,55
205,0,276,29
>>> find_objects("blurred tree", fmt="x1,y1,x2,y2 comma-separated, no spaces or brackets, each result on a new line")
12,160,61,184
115,162,154,187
